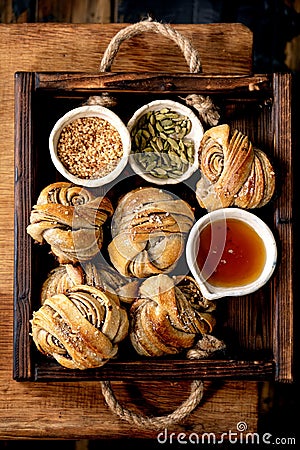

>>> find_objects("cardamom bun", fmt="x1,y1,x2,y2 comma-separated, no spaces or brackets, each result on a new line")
31,284,129,370
196,124,275,211
27,182,113,263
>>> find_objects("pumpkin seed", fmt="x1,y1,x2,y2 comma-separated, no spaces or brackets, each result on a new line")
154,113,166,121
177,128,187,139
164,128,176,135
156,137,163,151
168,150,178,161
139,160,147,169
161,153,170,165
164,112,180,119
148,123,156,137
142,129,151,139
167,137,179,151
167,171,183,178
154,168,167,175
161,119,173,128
145,161,157,172
181,154,189,164
171,169,185,176
186,119,192,134
159,108,170,114
150,171,168,179
134,134,140,148
150,113,156,125
150,141,159,152
156,122,165,133
159,132,168,140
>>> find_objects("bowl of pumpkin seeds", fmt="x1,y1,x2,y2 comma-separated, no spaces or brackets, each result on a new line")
127,99,204,185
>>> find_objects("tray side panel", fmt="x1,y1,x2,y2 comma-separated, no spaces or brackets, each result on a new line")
13,72,35,380
35,73,271,93
34,359,274,381
272,72,294,382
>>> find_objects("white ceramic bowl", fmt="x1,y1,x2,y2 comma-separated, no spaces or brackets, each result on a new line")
186,208,277,300
127,99,204,185
49,105,131,187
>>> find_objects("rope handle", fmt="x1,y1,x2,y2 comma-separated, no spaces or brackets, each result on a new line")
95,19,219,126
99,18,202,74
99,334,226,429
100,380,204,430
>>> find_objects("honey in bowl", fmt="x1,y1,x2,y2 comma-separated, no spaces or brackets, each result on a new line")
196,218,266,288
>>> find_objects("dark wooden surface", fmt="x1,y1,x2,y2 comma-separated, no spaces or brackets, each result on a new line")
0,0,112,24
0,22,296,441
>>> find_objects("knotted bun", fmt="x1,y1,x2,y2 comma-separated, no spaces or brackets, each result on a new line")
108,187,194,278
31,284,129,369
130,274,216,357
27,182,113,263
196,124,275,211
41,262,139,305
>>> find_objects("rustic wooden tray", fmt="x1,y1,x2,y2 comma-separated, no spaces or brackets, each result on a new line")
14,71,294,382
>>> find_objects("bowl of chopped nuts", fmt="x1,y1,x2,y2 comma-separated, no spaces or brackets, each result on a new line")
127,99,204,185
49,105,131,187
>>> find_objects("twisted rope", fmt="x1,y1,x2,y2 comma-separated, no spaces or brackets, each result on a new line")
100,379,204,430
99,18,202,74
93,19,219,125
99,334,225,428
182,94,220,126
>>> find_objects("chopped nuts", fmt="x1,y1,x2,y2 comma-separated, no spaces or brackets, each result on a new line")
57,117,123,180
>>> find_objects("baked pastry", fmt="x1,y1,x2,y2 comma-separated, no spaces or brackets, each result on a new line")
129,274,216,357
41,261,139,305
108,187,195,278
196,124,275,211
27,182,113,263
31,284,129,370
83,261,139,304
40,264,84,304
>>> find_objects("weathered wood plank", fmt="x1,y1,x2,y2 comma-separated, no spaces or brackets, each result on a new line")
34,359,275,382
13,72,35,381
0,23,253,75
35,72,272,94
272,73,294,383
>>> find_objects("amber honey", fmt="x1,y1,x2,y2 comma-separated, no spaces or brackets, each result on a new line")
196,218,266,287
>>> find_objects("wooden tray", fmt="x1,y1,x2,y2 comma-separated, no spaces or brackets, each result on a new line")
14,71,294,382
